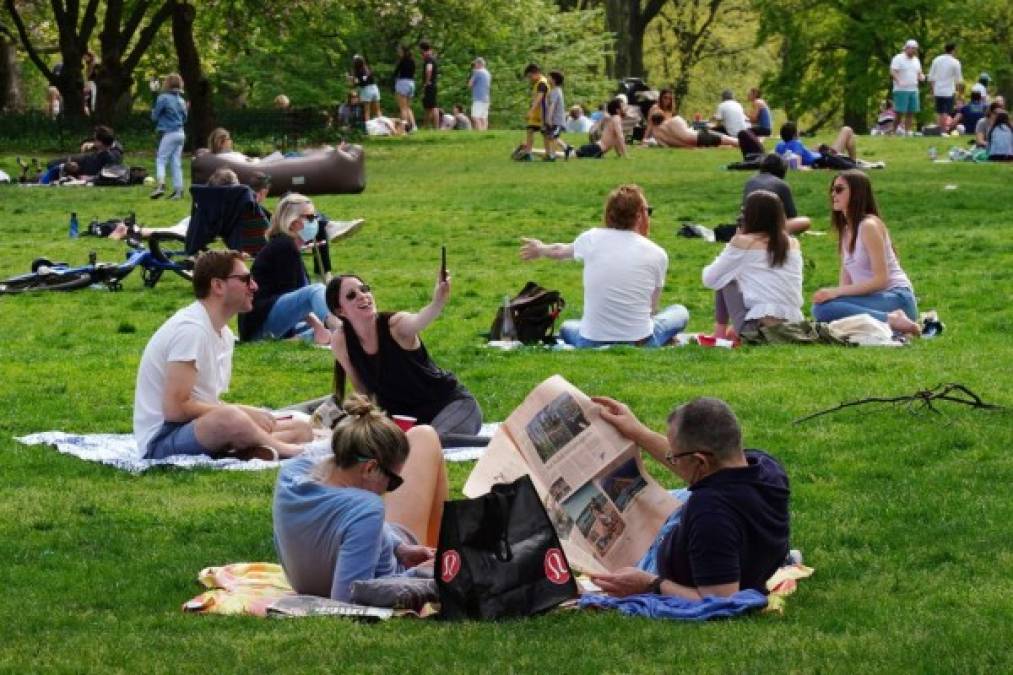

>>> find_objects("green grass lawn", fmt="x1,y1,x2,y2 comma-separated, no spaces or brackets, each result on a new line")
1,132,1011,673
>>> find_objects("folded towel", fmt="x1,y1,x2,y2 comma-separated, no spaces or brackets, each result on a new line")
578,589,768,620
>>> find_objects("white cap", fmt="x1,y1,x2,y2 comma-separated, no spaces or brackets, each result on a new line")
904,39,918,49
616,93,628,105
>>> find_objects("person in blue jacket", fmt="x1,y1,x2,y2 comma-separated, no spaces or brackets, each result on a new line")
150,73,188,199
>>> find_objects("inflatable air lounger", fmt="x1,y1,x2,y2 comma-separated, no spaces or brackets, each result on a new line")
191,145,366,196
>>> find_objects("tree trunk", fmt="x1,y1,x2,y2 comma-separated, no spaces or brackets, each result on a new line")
171,1,214,149
94,61,134,125
0,34,24,111
604,0,632,77
841,48,870,133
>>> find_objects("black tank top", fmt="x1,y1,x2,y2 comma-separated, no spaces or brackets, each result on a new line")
344,313,462,423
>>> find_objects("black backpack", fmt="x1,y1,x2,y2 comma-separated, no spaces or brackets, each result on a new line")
489,282,565,344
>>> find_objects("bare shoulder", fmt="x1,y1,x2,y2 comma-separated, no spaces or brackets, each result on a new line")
859,215,887,236
730,233,766,250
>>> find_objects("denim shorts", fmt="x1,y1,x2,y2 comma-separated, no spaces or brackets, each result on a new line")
359,84,381,102
145,420,211,459
395,79,415,98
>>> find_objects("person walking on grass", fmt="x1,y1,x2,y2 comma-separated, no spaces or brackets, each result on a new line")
890,40,925,135
133,251,312,461
514,63,550,160
468,57,491,130
927,42,963,130
150,73,187,200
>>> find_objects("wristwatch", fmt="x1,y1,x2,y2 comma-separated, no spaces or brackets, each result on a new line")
648,575,664,594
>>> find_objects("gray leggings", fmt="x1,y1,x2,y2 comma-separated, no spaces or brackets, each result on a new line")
431,392,483,438
714,281,752,334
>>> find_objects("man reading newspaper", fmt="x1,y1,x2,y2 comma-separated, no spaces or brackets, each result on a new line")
465,376,790,599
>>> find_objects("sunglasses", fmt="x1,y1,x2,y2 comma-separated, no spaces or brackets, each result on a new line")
664,449,713,464
645,205,654,216
356,454,403,492
831,185,847,194
225,273,253,286
344,283,372,301
301,213,318,221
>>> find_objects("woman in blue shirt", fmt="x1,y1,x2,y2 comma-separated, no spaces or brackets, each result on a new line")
273,395,447,602
150,73,187,199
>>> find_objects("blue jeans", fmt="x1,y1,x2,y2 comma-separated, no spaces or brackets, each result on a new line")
637,488,692,574
257,284,330,341
812,287,918,324
560,304,690,348
155,129,185,190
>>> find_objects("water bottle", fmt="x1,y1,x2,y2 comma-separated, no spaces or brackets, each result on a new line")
928,146,938,161
783,150,799,170
68,212,79,238
500,295,517,341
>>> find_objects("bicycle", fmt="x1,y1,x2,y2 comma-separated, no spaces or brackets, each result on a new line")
0,232,193,295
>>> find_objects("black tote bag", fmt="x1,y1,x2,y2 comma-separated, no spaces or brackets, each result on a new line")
436,475,578,620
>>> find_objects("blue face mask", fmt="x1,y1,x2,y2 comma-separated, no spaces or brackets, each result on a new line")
298,217,318,242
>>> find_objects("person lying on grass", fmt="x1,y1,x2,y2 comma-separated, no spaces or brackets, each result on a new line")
133,250,312,461
273,395,447,602
649,110,738,149
811,170,920,335
323,270,483,441
521,183,688,347
702,190,804,342
589,396,790,599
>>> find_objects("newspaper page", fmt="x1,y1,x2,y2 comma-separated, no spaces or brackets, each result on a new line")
464,375,681,573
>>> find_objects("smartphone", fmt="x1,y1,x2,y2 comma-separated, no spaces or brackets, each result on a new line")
440,245,448,282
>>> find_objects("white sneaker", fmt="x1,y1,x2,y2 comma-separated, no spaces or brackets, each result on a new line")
325,218,366,241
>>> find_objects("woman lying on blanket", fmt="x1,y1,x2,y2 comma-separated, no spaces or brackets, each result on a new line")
702,190,804,341
323,271,483,440
811,170,920,335
273,395,447,602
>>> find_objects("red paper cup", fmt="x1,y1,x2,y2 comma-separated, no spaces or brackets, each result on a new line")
392,415,416,432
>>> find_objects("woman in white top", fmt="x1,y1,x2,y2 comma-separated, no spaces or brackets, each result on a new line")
702,190,803,340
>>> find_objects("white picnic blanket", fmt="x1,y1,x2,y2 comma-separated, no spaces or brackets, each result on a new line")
15,424,497,474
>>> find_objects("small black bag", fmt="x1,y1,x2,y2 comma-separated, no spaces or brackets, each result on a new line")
95,164,130,186
489,281,565,344
436,475,578,620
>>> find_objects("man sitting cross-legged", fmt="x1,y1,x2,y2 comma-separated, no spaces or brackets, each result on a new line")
520,184,688,347
589,396,790,599
133,250,311,460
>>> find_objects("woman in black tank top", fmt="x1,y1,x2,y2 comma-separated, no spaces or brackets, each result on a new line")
324,272,482,439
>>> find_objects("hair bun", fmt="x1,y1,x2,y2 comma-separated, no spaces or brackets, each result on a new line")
342,393,383,419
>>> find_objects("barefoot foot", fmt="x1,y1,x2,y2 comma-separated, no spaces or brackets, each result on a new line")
887,310,921,336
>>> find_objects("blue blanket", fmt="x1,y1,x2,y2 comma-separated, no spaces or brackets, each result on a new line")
578,590,768,620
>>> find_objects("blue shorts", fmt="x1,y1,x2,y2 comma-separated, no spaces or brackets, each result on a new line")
892,90,920,114
145,420,211,459
395,79,415,98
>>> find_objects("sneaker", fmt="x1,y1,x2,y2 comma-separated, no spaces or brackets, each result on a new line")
564,145,574,160
518,153,533,162
325,218,365,241
168,189,183,200
149,185,165,199
542,154,556,162
921,310,944,338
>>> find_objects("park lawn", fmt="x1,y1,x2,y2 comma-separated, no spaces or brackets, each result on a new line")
0,131,1011,673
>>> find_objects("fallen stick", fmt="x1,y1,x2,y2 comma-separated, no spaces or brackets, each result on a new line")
793,383,1003,424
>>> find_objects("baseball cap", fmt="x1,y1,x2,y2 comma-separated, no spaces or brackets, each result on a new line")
904,39,918,49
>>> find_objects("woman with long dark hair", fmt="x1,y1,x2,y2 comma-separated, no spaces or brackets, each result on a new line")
323,270,482,440
393,45,417,131
273,395,447,602
350,54,381,121
811,170,920,334
702,190,803,339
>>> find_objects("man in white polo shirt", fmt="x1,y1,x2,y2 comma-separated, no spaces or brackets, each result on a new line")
519,184,689,347
890,39,925,135
928,42,963,129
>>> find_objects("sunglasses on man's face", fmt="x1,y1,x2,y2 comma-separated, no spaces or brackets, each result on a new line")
344,284,372,301
225,273,253,286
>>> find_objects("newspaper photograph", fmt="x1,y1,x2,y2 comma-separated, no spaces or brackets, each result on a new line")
464,375,682,573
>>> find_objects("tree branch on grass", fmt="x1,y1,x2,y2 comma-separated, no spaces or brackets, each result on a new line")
793,383,1003,424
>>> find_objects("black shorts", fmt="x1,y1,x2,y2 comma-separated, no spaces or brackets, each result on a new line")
575,143,604,158
697,129,721,148
542,125,564,139
422,84,438,109
934,96,955,115
526,124,541,132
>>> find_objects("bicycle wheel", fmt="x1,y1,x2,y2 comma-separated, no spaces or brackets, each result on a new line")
148,231,194,282
0,270,94,294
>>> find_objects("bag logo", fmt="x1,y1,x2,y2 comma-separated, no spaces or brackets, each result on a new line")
543,548,570,585
441,550,461,583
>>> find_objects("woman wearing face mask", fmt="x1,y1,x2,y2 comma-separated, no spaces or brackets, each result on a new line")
322,271,483,441
238,193,338,343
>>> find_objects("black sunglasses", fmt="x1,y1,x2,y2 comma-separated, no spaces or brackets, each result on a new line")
646,205,654,216
301,213,318,221
225,273,253,285
356,454,403,492
344,283,372,301
831,185,847,194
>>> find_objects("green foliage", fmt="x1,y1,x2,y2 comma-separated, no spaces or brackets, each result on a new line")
1,132,1012,671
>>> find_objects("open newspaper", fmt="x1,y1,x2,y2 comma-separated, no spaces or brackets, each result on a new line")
464,375,681,575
